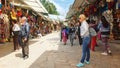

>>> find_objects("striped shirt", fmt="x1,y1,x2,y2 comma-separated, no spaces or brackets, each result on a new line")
100,24,110,37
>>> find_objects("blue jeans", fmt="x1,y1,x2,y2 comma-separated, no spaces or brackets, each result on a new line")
80,36,90,63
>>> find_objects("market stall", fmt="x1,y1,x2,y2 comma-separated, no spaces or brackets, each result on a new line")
67,0,120,40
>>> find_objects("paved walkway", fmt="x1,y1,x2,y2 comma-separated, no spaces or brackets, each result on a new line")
0,32,120,68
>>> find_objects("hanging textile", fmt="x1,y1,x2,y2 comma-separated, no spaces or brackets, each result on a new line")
0,0,2,9
17,8,22,17
0,18,6,43
102,10,113,23
108,1,115,10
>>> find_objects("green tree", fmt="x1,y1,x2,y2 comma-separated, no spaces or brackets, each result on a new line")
40,0,59,15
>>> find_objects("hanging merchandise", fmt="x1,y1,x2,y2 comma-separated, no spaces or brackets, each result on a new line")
118,0,120,3
102,10,114,40
102,10,113,23
10,9,17,20
17,8,22,17
0,9,1,15
89,5,94,14
107,0,115,10
106,0,114,2
118,3,120,9
116,0,120,9
99,0,108,13
99,0,105,7
0,18,6,43
10,2,14,8
0,0,2,9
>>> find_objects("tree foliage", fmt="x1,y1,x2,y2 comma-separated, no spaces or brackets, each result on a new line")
40,0,59,15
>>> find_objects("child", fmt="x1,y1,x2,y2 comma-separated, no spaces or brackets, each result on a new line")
62,27,67,45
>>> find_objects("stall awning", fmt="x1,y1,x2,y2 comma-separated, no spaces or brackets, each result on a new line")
66,9,76,18
13,0,49,21
12,3,30,9
23,0,48,14
66,0,97,18
13,0,48,14
66,0,85,18
72,0,84,9
72,0,96,9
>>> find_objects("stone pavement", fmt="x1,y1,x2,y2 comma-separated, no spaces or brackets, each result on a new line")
0,32,120,68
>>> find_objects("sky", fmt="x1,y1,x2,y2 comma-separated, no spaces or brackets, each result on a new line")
49,0,74,20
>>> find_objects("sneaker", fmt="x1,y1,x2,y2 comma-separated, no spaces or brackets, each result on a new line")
24,56,28,60
108,50,112,55
85,60,90,64
71,44,73,47
76,63,84,67
101,52,108,55
23,55,29,60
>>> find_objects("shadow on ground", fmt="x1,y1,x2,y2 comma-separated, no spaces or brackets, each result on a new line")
0,40,37,58
29,37,120,68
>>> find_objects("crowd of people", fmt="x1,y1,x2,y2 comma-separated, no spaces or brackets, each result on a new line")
60,14,112,67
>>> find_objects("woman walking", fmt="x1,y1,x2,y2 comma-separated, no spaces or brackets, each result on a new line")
100,16,111,55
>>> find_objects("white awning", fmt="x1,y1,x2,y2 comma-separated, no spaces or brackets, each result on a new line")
23,0,48,13
12,3,30,9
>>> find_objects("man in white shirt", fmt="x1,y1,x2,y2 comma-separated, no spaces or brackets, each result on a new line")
76,14,91,67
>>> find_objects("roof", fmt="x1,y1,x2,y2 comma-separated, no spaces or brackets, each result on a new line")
66,0,96,18
13,0,48,14
23,0,48,13
66,0,85,18
72,0,84,9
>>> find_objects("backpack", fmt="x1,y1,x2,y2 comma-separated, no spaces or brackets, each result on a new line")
89,27,97,36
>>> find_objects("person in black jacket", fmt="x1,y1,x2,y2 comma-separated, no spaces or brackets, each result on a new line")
69,24,76,46
76,21,82,46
